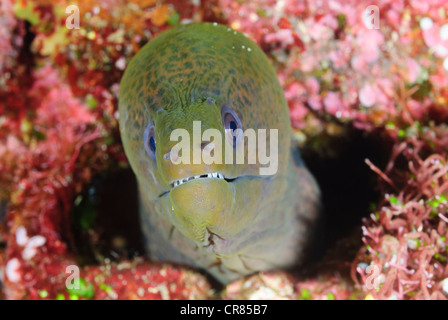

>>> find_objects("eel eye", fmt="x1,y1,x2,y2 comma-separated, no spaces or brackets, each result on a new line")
221,106,242,147
144,120,156,161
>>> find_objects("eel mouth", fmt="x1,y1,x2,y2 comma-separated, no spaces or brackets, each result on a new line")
158,172,237,198
170,172,237,188
157,172,271,198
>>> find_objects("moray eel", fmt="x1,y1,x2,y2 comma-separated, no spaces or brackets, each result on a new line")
119,22,321,284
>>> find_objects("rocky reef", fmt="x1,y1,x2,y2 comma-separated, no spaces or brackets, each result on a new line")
0,0,447,299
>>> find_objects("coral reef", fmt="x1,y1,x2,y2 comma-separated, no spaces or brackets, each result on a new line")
0,0,447,299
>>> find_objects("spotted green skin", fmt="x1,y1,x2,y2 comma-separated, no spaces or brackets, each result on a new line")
119,23,321,284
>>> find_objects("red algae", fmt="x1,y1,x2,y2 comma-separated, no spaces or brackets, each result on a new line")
353,128,448,300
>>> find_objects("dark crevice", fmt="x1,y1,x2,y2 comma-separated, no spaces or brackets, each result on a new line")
301,128,393,261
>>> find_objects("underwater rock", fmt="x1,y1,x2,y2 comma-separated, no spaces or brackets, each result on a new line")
222,271,297,300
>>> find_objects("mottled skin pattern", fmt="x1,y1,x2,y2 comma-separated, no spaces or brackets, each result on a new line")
119,23,321,284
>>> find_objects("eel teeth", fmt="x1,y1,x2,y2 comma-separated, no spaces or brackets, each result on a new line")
171,172,225,188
